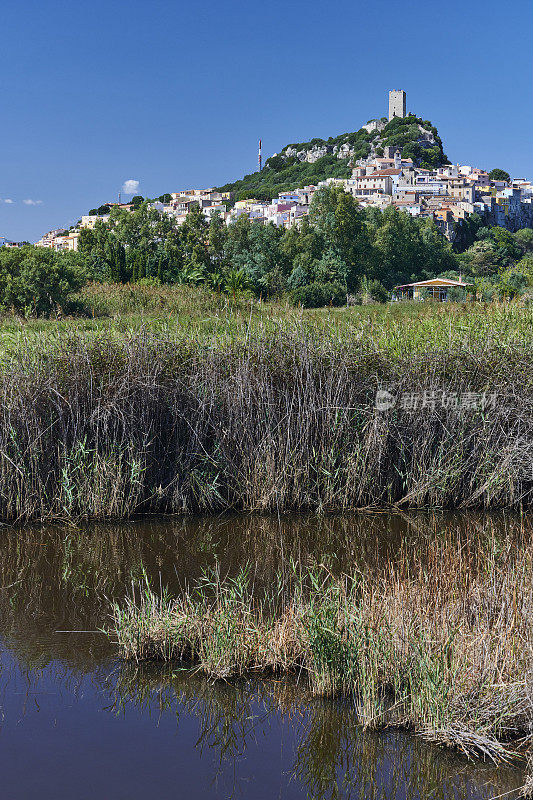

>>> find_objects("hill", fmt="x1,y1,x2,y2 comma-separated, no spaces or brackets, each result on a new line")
217,114,449,201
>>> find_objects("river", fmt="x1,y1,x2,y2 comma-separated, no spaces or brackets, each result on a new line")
0,513,526,799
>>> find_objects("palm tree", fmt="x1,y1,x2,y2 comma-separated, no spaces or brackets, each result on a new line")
224,268,249,300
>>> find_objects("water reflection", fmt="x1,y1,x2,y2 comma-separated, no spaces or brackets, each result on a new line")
0,651,524,800
0,512,529,799
108,665,526,800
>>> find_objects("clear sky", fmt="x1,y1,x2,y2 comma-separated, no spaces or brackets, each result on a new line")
1,0,532,242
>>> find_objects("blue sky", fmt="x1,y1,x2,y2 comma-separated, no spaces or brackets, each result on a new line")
1,0,532,241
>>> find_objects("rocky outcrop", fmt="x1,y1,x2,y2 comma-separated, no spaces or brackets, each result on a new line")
284,145,334,163
284,142,364,163
279,117,445,169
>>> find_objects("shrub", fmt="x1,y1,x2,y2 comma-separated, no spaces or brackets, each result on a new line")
367,279,388,303
290,281,346,308
0,246,86,316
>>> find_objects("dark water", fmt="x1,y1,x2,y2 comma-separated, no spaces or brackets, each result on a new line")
0,513,527,799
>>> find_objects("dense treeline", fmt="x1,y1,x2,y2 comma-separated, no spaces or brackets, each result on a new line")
2,186,533,316
76,185,533,305
74,186,456,306
458,223,533,299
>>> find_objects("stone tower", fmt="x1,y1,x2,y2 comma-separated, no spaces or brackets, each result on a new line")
388,90,406,121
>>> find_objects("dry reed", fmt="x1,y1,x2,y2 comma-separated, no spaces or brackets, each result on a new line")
112,530,533,765
0,316,531,521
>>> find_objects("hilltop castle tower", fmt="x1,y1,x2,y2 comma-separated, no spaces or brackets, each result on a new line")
388,90,406,121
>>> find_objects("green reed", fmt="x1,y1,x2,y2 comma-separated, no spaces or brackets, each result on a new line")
0,295,530,520
112,530,533,766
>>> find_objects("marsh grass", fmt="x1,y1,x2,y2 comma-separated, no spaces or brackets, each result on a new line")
112,530,533,765
0,289,531,520
523,757,533,797
0,302,531,520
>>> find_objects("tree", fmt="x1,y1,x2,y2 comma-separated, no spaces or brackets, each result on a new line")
281,217,326,291
452,212,485,252
490,227,522,265
497,266,530,298
459,241,499,278
77,202,185,285
367,279,388,303
208,213,228,270
371,206,456,288
115,243,127,282
309,186,374,290
136,252,146,280
0,247,86,316
514,228,533,254
97,204,110,215
314,250,347,284
488,169,510,182
180,204,209,276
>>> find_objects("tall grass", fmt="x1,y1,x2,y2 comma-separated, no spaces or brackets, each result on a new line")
0,304,531,520
112,529,533,765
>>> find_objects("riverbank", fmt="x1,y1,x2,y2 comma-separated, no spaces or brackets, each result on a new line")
112,528,533,775
0,294,531,520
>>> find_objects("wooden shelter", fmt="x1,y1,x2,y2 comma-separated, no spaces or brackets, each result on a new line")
393,278,473,301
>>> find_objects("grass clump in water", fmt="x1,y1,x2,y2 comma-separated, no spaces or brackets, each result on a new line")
112,530,533,766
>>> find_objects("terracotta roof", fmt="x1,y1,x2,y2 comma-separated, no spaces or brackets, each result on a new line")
395,278,473,289
355,169,401,179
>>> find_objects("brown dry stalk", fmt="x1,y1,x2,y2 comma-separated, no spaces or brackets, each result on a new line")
112,531,533,765
0,321,531,521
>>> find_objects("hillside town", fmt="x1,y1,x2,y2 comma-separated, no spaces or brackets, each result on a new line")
4,91,533,253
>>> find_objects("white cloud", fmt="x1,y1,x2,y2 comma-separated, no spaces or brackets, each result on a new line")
23,199,43,206
122,179,140,195
1,199,14,204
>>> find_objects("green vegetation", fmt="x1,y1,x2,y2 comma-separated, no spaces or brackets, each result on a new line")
217,114,448,201
0,246,85,316
289,281,345,308
489,168,511,182
218,153,352,202
113,527,533,766
88,204,111,216
75,190,533,305
458,222,533,299
378,114,448,168
3,185,533,318
72,186,458,306
0,295,531,521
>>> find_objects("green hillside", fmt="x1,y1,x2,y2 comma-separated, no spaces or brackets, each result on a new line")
217,115,449,201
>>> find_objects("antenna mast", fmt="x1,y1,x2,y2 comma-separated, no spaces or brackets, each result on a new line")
258,139,262,171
